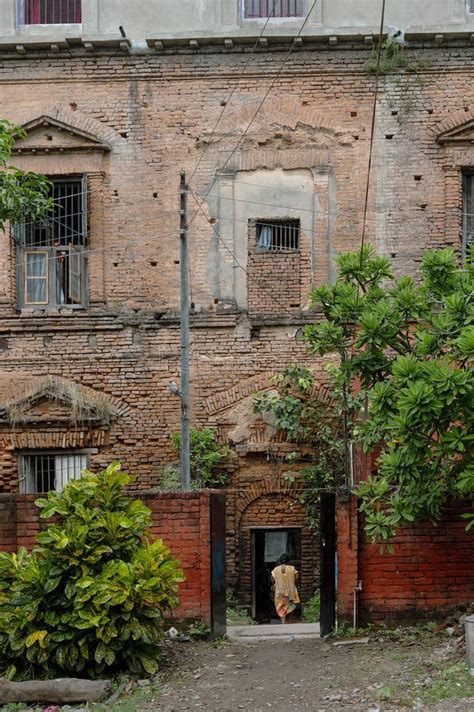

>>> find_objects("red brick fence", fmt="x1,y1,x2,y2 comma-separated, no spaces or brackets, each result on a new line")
0,490,226,630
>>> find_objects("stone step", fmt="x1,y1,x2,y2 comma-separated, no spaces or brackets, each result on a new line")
227,622,321,642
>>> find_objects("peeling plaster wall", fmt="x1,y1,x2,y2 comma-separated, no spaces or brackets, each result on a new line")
207,168,319,310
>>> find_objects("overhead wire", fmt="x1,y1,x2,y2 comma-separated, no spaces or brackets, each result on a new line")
188,185,295,318
187,0,282,186
187,0,320,229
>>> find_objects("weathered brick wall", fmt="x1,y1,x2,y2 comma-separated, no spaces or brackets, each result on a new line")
337,498,474,622
0,42,472,621
237,492,318,607
0,491,214,623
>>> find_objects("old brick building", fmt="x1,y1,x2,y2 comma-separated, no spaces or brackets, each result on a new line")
0,0,472,622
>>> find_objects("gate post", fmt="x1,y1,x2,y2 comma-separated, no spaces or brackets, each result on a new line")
210,492,226,636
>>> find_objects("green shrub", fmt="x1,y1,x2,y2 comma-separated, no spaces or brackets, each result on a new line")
0,463,184,681
302,591,320,623
172,428,230,488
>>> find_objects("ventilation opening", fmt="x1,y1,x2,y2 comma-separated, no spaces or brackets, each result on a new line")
256,220,300,252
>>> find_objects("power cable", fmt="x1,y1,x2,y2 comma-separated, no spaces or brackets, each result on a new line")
187,0,282,186
189,186,295,318
188,0,320,230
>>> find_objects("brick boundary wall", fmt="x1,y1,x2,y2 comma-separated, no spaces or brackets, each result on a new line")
0,490,216,624
337,498,474,622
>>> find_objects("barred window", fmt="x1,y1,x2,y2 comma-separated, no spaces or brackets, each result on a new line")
21,0,82,25
243,0,306,18
256,220,300,251
15,177,88,308
19,452,88,493
463,172,474,263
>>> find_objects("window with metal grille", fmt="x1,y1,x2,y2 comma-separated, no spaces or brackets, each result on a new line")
256,220,300,251
463,172,474,263
243,0,306,18
15,177,88,308
21,0,82,25
19,452,88,493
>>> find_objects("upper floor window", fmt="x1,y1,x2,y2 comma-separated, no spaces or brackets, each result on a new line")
256,220,300,251
243,0,306,18
462,172,473,263
15,177,88,308
21,0,82,25
470,0,474,13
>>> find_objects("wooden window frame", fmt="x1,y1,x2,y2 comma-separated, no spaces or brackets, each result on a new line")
18,0,83,26
24,249,49,305
242,0,306,19
16,175,88,309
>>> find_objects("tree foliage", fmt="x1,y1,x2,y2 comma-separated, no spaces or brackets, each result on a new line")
306,246,473,542
0,119,52,230
254,365,345,530
0,463,184,681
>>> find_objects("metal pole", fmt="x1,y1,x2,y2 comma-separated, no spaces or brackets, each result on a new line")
179,170,191,490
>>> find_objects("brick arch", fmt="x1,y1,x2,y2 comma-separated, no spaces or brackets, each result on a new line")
236,477,302,526
204,370,333,418
236,490,319,608
430,107,474,142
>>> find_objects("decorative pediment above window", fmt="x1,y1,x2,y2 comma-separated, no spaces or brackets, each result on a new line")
12,115,110,155
437,118,474,145
0,373,123,426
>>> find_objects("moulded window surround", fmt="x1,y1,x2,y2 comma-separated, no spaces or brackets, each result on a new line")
242,0,306,20
18,451,89,493
18,0,82,26
14,176,88,309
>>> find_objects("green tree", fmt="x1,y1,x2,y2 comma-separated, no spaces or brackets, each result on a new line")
254,364,345,531
305,246,473,543
0,119,52,230
0,463,184,680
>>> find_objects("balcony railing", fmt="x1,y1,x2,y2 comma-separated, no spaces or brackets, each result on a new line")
22,0,82,25
243,0,306,18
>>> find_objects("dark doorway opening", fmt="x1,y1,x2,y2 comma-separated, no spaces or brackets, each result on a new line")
251,527,301,622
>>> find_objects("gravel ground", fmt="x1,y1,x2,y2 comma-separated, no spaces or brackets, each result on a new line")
125,633,474,712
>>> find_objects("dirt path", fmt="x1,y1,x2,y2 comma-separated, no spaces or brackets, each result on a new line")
136,634,473,712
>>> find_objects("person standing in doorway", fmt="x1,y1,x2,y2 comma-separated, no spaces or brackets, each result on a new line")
271,554,299,624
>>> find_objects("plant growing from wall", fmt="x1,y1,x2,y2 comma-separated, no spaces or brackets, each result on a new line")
0,119,52,230
0,463,184,681
365,40,431,76
171,427,230,488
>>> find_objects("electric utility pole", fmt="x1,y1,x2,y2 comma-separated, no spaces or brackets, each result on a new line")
179,170,191,490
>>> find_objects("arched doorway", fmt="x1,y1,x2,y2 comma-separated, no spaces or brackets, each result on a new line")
238,492,319,622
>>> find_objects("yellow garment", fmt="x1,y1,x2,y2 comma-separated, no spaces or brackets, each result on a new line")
271,564,299,603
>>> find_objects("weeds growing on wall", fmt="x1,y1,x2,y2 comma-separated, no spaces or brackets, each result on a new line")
171,428,230,489
365,40,431,75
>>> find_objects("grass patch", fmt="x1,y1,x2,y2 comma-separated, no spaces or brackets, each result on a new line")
419,661,474,705
226,606,255,626
302,591,320,623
